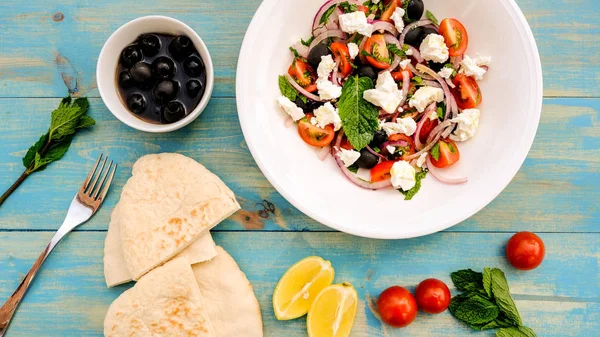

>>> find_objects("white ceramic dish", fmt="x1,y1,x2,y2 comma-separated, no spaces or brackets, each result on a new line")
97,16,214,133
237,0,542,239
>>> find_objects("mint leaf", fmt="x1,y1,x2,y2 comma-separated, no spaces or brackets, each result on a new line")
399,170,427,200
48,97,90,141
430,142,441,161
483,268,493,297
339,1,358,12
23,133,48,169
338,76,379,150
489,268,523,326
387,43,406,57
412,76,423,85
77,116,96,129
497,326,537,337
320,5,337,25
301,36,314,47
450,269,483,293
426,10,439,26
32,136,73,171
279,75,302,103
470,317,514,331
450,293,499,325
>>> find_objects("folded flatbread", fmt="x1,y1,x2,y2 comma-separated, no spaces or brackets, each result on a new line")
104,256,216,337
104,203,218,287
192,246,263,337
112,153,240,280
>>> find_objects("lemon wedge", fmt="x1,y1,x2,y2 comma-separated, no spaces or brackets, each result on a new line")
307,283,358,337
273,256,335,320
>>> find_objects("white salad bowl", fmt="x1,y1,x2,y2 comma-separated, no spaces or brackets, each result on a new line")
97,16,214,133
236,0,542,239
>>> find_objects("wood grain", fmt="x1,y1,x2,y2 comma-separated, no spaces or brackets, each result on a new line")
0,98,597,232
0,0,598,98
0,232,598,337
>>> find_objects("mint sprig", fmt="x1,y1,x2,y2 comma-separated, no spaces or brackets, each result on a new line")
338,76,379,150
399,170,427,200
279,75,307,104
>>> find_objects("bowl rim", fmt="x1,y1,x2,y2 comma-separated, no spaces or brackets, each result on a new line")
236,0,543,239
97,15,214,133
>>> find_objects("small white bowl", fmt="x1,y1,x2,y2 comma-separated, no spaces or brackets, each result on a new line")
97,16,214,133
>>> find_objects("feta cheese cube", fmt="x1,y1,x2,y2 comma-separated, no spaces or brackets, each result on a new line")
419,34,449,63
317,55,337,79
459,55,491,80
438,67,454,79
390,160,416,191
339,11,373,37
405,48,414,56
363,71,404,113
380,117,417,137
386,145,396,154
399,59,411,70
416,153,428,168
390,7,406,32
409,86,444,112
312,102,342,131
316,78,342,100
338,148,361,167
347,43,359,59
277,95,305,121
450,108,480,142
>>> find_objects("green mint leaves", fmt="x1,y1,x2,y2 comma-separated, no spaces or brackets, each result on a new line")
426,10,439,26
430,142,441,161
339,1,358,13
301,36,314,47
449,268,536,336
338,76,379,150
278,75,307,104
320,5,337,25
399,170,427,200
23,97,94,173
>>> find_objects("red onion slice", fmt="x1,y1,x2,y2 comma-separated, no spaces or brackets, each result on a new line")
408,63,434,80
399,71,410,106
366,145,387,160
309,30,346,53
399,19,434,46
416,64,456,120
450,55,463,71
403,131,442,161
414,103,437,150
372,20,399,36
426,119,453,144
285,74,323,102
421,80,442,88
445,78,456,89
318,146,331,161
406,46,424,63
427,157,468,184
312,0,362,32
383,34,402,72
292,40,309,59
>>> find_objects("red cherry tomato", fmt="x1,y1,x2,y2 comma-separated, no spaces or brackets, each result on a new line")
330,42,353,77
288,59,318,93
380,0,400,22
388,134,416,160
419,118,439,144
506,232,545,270
363,34,391,69
377,286,418,328
415,279,451,314
439,18,469,57
370,161,396,183
430,139,460,168
452,74,482,109
391,68,414,81
297,114,335,147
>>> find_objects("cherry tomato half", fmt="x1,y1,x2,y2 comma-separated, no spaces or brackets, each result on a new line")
297,114,335,147
419,118,439,144
363,34,391,69
377,286,418,328
391,68,414,81
371,161,396,183
288,59,317,93
415,279,451,314
380,0,400,22
388,134,416,160
430,139,460,168
330,42,353,77
439,18,469,57
506,232,545,270
452,73,482,109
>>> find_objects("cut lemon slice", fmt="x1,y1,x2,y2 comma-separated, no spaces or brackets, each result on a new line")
307,283,358,337
273,256,335,320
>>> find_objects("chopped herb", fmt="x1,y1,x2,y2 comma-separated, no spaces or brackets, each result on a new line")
444,63,458,76
320,5,337,25
437,103,447,119
361,50,374,58
347,164,359,173
430,142,441,161
289,46,305,61
301,36,315,47
338,76,379,150
399,170,427,200
426,10,439,26
373,147,381,153
387,43,406,57
412,76,424,85
372,43,391,63
339,1,358,13
363,0,384,15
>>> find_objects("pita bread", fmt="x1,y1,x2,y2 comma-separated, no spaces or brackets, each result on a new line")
116,153,240,280
104,203,218,287
104,256,216,337
192,246,263,337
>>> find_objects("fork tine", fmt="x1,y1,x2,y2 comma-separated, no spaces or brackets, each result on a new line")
92,160,113,199
87,155,108,195
82,154,103,191
97,162,117,201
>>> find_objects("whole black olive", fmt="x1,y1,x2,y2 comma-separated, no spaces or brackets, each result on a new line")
421,27,438,39
153,80,179,105
355,148,380,169
138,34,161,57
404,27,425,48
370,130,388,148
183,56,205,77
307,43,331,69
186,79,204,98
152,56,176,79
406,0,425,22
127,93,146,114
129,62,153,84
118,70,135,89
356,66,378,81
295,97,323,112
428,61,445,72
120,45,143,68
169,35,194,61
162,101,186,123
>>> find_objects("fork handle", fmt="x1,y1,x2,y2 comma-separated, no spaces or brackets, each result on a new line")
0,241,53,337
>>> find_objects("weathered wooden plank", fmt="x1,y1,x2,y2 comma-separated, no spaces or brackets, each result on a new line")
0,232,598,336
0,97,597,233
0,0,598,98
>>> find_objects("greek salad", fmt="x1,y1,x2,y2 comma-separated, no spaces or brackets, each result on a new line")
277,0,491,200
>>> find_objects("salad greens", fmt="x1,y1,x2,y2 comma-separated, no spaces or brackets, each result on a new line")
337,76,379,150
279,75,307,104
399,170,427,200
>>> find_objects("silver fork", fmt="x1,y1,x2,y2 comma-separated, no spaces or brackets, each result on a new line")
0,154,117,337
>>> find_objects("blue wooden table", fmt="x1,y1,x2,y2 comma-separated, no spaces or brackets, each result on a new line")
0,0,598,336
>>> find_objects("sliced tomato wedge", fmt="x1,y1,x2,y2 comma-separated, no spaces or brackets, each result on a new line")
288,59,318,93
297,114,335,147
363,34,391,69
380,0,400,22
330,42,353,77
371,161,396,182
388,134,416,159
439,18,469,57
419,118,439,144
452,74,482,109
391,68,414,81
430,139,460,168
340,137,354,150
